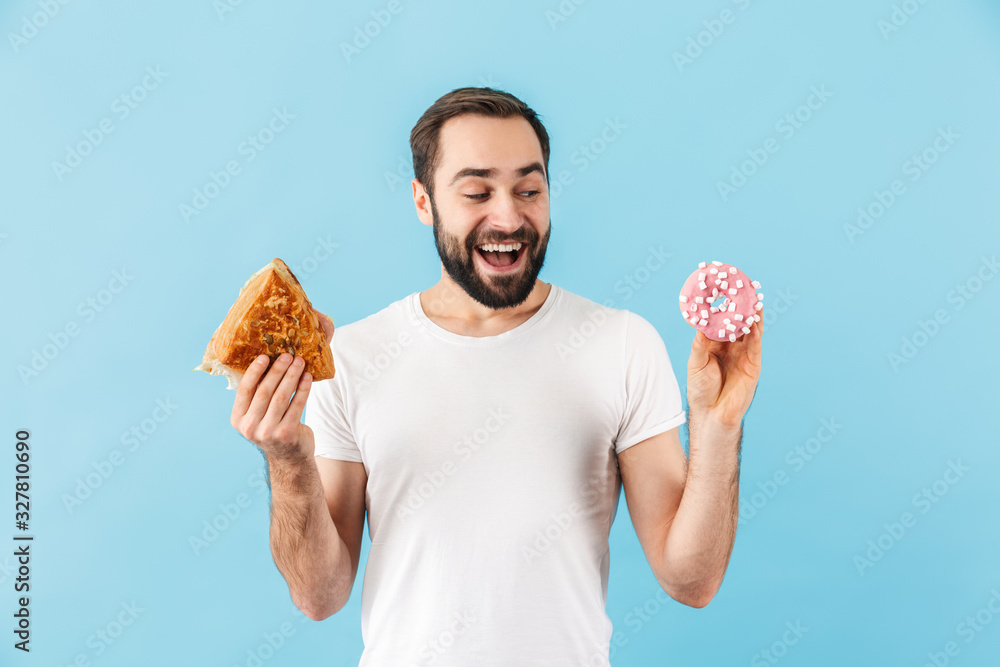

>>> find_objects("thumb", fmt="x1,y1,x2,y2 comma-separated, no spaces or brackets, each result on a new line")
314,309,334,344
688,328,713,374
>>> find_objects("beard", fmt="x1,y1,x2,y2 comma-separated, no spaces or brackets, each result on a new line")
430,196,551,310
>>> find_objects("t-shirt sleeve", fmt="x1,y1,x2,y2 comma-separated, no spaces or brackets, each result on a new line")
614,310,687,455
303,343,363,463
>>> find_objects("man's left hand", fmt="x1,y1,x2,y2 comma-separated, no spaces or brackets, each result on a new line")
686,308,763,429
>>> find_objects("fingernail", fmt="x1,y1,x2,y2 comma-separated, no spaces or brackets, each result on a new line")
256,355,268,364
293,356,303,366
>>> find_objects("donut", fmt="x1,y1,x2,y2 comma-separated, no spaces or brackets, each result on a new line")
678,261,762,342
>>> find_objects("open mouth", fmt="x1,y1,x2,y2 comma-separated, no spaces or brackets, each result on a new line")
474,242,528,272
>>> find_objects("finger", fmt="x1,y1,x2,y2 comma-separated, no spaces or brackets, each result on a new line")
748,307,763,368
231,354,270,425
280,369,313,429
261,355,306,427
245,353,295,424
688,329,715,373
315,310,334,344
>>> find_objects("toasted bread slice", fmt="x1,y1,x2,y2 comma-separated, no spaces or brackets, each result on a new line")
194,258,335,390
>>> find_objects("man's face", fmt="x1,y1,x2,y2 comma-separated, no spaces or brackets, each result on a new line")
424,114,551,310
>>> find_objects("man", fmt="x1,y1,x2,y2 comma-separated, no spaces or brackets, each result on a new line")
229,87,763,666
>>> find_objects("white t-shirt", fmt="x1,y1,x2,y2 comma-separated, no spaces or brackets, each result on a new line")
304,283,686,666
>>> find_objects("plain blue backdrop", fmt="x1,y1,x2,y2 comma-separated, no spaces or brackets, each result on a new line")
2,0,999,665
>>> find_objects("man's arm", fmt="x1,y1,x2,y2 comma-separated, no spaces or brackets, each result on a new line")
231,311,366,621
267,454,367,620
618,306,761,608
618,421,741,608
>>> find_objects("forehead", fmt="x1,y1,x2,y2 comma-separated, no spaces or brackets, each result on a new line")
436,115,544,180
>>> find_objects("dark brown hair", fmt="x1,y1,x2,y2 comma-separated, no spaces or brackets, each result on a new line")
409,87,550,199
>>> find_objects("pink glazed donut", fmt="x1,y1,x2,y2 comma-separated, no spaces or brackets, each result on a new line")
679,261,762,342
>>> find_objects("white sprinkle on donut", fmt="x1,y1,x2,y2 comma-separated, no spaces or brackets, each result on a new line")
712,261,723,266
729,333,737,342
742,326,751,334
719,272,727,279
695,296,704,304
698,261,707,268
729,288,737,295
698,281,707,290
679,295,688,302
734,314,743,321
751,280,761,289
736,280,743,288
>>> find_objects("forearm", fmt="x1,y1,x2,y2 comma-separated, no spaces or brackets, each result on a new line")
267,454,353,619
658,414,742,606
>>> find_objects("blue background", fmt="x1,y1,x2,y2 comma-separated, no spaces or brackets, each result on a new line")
2,0,999,665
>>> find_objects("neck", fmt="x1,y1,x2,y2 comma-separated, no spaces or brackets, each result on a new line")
420,275,552,337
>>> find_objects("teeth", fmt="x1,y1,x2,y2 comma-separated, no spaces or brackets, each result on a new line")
478,242,523,252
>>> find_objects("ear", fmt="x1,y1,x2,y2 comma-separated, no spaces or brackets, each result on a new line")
413,178,433,227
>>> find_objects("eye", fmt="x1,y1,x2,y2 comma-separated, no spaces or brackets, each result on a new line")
520,190,540,198
464,193,489,200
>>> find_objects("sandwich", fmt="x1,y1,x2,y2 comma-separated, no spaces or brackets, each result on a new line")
194,258,335,390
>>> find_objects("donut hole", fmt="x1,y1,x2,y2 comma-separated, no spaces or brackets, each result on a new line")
709,295,731,310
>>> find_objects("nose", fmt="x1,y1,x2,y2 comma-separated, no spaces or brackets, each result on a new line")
486,191,524,234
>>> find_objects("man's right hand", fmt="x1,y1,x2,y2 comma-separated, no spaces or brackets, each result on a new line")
230,307,334,463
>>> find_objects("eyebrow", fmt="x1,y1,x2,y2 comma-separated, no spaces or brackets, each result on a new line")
448,162,545,187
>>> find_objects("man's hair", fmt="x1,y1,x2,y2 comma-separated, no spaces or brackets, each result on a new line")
409,87,550,200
